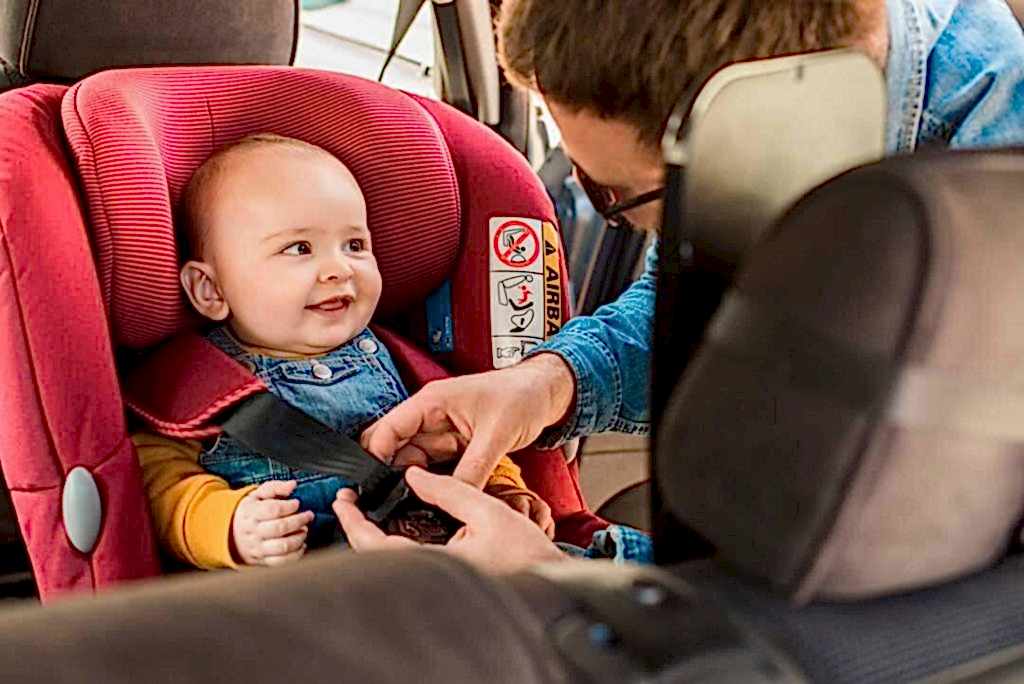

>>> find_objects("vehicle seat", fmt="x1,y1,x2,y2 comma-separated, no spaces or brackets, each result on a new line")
0,0,298,94
0,65,604,601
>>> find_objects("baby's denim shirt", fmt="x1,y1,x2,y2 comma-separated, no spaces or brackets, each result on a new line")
200,326,408,547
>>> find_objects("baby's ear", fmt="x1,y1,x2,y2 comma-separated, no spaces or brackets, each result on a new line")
180,261,230,321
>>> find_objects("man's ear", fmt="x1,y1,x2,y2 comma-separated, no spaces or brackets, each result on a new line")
180,260,230,321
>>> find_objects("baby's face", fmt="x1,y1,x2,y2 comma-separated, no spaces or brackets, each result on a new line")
190,145,382,355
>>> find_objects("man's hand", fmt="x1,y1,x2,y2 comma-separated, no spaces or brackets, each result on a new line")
231,480,315,567
360,353,576,488
488,488,555,539
333,468,567,573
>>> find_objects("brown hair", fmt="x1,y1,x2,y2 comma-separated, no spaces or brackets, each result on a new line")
178,133,334,258
498,0,876,148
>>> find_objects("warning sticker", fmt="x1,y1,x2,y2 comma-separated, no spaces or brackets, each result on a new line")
492,220,540,269
490,218,563,368
542,222,563,338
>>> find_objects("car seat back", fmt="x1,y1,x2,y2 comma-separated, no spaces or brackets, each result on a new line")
0,0,298,93
658,149,1024,603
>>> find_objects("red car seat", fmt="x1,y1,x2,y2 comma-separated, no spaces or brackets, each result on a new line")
0,66,607,601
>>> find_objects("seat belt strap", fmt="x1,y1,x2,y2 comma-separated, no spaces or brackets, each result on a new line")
220,392,407,522
380,0,427,80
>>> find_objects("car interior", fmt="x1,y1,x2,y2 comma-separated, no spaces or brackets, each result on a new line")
1,0,1024,682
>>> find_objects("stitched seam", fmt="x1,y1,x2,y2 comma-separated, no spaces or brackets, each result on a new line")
69,83,117,304
0,231,70,482
18,0,40,73
900,0,927,151
0,229,94,589
8,483,60,493
561,329,622,434
608,418,650,435
125,380,266,431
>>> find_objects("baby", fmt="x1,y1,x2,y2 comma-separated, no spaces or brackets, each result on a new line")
133,133,552,568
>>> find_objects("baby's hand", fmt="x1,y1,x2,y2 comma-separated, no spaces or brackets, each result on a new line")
490,489,555,540
231,480,315,567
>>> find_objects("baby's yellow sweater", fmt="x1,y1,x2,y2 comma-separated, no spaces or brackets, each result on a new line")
133,431,530,569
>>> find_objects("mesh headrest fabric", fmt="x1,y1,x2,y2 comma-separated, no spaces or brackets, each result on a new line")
1,1,297,83
61,66,461,348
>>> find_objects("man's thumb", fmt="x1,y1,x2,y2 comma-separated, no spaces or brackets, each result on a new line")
406,467,500,524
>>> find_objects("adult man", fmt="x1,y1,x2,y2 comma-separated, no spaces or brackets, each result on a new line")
337,0,1024,570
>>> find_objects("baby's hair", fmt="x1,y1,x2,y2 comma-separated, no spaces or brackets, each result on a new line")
178,133,338,259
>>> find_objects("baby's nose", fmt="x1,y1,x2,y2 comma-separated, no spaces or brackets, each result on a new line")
319,256,355,281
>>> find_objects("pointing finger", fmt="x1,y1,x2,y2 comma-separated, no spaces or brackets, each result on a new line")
453,423,506,488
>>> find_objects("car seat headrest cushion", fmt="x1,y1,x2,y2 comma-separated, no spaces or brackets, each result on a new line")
62,66,461,348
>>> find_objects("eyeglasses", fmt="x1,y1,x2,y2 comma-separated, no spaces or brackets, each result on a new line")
573,164,665,231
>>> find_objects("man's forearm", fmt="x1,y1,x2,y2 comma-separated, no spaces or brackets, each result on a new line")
517,352,577,433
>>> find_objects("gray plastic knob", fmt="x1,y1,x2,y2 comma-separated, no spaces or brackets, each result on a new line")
62,467,102,554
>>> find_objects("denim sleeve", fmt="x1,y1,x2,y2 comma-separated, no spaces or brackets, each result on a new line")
527,242,656,447
920,0,1024,150
558,524,655,565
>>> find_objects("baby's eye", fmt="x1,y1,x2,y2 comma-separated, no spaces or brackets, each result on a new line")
344,238,366,253
282,241,312,256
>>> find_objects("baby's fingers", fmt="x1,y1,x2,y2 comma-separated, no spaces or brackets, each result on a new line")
260,528,308,558
263,544,307,568
505,495,532,517
531,499,555,540
257,510,314,540
252,497,301,522
251,480,298,500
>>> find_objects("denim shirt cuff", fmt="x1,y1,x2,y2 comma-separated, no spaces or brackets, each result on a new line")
527,330,617,448
557,524,654,565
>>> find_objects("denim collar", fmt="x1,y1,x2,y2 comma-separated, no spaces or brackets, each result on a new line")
885,0,959,153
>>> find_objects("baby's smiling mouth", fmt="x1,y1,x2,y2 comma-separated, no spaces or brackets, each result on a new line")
307,295,353,312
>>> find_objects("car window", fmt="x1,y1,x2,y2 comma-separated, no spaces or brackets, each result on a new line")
294,0,436,98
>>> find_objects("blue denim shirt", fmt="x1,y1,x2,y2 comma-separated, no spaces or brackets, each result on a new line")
533,0,1024,448
200,326,408,546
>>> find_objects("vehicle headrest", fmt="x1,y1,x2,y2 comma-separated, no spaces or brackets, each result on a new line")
0,0,297,84
657,150,1024,603
61,66,460,348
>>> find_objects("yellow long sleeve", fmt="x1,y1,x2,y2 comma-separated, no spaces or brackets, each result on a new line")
486,455,529,492
132,432,254,570
134,431,535,571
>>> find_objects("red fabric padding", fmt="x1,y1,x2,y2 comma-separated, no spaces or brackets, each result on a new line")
61,66,461,349
122,334,266,440
0,84,160,600
409,95,572,374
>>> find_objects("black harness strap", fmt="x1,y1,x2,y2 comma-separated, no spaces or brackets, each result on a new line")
220,392,408,523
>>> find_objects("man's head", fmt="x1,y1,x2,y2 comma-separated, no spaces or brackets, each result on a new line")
498,0,887,230
178,134,382,356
